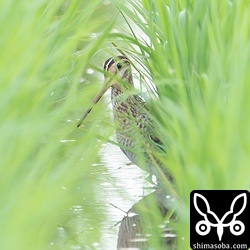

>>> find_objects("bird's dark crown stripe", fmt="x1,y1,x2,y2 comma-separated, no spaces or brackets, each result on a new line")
104,57,114,71
103,55,129,71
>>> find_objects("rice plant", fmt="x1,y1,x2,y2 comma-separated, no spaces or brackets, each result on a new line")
1,0,249,249
0,0,116,249
111,0,250,248
81,0,250,247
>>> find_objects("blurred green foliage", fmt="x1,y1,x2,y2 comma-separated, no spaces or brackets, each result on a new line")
112,0,250,248
1,0,249,249
0,0,115,249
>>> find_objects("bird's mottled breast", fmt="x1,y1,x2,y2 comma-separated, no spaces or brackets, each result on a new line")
111,88,150,133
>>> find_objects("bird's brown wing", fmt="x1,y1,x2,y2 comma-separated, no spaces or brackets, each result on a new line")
133,94,165,152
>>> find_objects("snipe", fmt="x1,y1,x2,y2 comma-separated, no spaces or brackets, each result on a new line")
77,56,172,186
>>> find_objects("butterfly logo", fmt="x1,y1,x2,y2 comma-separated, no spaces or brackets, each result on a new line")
193,192,247,241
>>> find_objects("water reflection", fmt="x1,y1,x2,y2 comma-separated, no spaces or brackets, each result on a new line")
98,142,176,249
98,141,153,248
55,132,176,249
117,190,176,249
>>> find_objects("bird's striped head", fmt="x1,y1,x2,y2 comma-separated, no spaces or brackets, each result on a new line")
77,55,133,127
103,56,132,85
104,55,129,71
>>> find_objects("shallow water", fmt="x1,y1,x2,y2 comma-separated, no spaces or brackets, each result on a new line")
96,142,153,249
53,136,154,249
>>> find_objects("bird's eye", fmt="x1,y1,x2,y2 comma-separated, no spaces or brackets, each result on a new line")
116,63,122,70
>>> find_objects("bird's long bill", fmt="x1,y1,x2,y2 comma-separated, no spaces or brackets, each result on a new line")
77,79,111,127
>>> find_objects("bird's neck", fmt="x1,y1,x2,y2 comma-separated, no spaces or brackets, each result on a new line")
111,73,134,97
110,72,135,112
111,83,133,113
111,85,123,97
